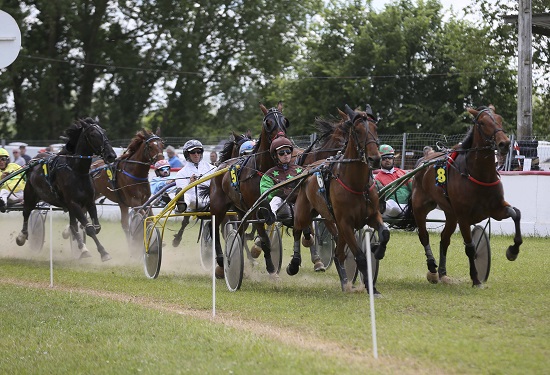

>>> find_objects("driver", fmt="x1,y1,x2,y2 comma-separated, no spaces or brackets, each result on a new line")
0,147,26,212
374,144,412,219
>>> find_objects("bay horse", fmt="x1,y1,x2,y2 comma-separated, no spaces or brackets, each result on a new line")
292,105,386,293
285,105,389,275
206,102,289,278
411,106,522,286
91,129,164,244
16,117,117,261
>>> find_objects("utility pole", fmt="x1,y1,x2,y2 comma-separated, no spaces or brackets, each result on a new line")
517,0,532,140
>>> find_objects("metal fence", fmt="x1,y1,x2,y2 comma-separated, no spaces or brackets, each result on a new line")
3,132,548,171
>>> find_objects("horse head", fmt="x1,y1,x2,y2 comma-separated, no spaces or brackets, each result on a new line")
344,104,380,168
259,101,289,142
76,117,117,163
467,106,510,156
142,130,164,164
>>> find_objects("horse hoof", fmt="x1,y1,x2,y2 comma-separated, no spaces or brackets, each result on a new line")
80,250,92,259
269,272,280,281
286,260,300,276
472,282,485,289
371,288,383,298
301,235,314,248
426,272,439,284
215,265,225,279
62,226,71,239
250,244,262,259
506,246,518,261
172,237,181,248
439,275,453,284
100,253,112,262
313,261,326,272
16,233,27,246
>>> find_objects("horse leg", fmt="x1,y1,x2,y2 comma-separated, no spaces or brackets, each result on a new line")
172,215,190,247
255,223,276,276
213,214,225,279
303,226,325,272
16,187,38,246
120,205,130,243
437,217,457,284
458,221,482,287
68,214,91,258
76,202,111,261
287,227,302,275
372,221,390,260
504,206,522,261
333,235,351,291
415,213,438,283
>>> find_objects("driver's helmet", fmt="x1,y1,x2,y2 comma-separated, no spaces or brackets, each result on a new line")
0,147,9,158
154,159,171,177
269,137,293,159
239,140,255,156
379,144,395,157
182,140,204,161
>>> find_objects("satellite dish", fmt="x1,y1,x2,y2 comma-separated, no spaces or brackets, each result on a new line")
0,11,22,68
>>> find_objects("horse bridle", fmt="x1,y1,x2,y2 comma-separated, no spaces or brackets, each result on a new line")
263,108,288,141
349,115,380,165
143,134,164,165
82,123,112,159
473,108,505,149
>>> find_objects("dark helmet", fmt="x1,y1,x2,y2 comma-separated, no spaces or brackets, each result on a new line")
182,139,204,161
269,137,293,158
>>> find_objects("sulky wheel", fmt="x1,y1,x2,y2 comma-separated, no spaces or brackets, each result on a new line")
224,228,244,292
143,223,162,279
472,224,491,283
28,209,47,253
128,209,146,258
314,219,335,270
200,220,213,271
267,223,283,274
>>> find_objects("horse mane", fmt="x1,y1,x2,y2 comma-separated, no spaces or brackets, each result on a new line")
219,132,252,162
458,106,488,150
314,116,348,148
119,129,151,160
63,117,97,154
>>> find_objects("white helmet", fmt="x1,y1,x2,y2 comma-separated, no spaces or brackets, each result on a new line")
183,140,204,161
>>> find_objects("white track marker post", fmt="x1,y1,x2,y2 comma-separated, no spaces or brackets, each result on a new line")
212,215,216,317
365,228,378,359
49,206,54,288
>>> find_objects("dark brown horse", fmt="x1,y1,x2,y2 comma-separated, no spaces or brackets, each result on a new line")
206,102,289,277
16,118,117,260
91,129,164,243
411,106,522,286
292,105,387,293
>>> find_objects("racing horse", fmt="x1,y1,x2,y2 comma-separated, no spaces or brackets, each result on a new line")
91,129,164,243
16,117,117,261
206,102,289,278
292,105,386,293
411,106,522,286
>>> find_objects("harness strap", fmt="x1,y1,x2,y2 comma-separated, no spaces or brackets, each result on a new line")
334,176,365,195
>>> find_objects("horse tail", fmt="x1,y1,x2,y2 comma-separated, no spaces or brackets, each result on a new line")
198,185,210,200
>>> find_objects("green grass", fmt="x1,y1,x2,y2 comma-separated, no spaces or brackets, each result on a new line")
0,216,549,374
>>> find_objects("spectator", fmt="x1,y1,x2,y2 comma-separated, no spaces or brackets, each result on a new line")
259,137,303,225
374,144,412,219
150,159,175,206
209,151,218,165
166,145,183,169
0,147,25,212
11,149,25,167
19,145,31,164
414,145,435,168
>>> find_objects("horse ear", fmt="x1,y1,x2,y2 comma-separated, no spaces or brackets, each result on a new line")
259,102,268,115
337,108,348,121
94,116,100,124
344,104,356,120
277,101,283,112
155,126,161,136
467,107,477,117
